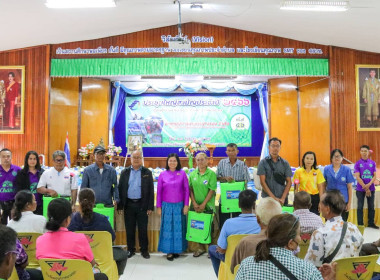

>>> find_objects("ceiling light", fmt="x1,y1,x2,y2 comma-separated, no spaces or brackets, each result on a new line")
280,1,349,12
45,0,116,9
190,3,203,9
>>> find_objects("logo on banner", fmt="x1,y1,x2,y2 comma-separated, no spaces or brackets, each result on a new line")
350,262,370,278
128,100,141,110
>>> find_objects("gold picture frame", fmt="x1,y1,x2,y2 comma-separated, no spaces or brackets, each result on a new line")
356,65,380,131
0,66,25,134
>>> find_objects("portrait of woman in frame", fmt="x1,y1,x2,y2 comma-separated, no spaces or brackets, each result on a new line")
356,65,380,131
0,66,25,134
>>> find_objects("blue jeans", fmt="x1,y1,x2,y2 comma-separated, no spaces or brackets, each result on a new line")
208,245,225,277
356,190,375,226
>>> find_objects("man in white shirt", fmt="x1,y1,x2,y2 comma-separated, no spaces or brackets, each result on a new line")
37,150,78,211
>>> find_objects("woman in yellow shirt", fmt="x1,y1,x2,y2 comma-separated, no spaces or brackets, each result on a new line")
293,151,325,215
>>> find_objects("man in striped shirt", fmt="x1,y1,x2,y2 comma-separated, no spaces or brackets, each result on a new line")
217,143,250,228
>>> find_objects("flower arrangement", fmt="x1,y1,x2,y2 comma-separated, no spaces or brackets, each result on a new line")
86,142,95,152
115,146,122,155
106,149,115,159
78,147,89,158
179,139,208,158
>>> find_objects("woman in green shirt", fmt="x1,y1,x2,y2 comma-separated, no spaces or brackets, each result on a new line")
189,152,217,257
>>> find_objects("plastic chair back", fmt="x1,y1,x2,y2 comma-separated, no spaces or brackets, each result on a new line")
297,233,312,259
335,255,378,280
17,232,42,268
76,231,118,280
218,234,249,280
39,259,94,280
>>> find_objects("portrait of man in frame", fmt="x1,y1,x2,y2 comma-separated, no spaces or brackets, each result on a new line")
356,65,380,131
0,66,25,134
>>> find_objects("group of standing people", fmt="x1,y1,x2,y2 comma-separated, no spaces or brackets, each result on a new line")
258,138,377,227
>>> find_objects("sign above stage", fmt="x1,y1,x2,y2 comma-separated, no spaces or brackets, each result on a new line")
51,22,328,59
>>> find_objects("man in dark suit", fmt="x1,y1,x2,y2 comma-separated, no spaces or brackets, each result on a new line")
118,150,154,259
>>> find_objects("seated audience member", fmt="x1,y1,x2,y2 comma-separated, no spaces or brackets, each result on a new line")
8,190,46,233
208,190,261,277
230,197,282,273
36,198,108,280
360,239,380,256
15,151,44,215
68,188,128,276
0,225,18,280
14,238,43,280
293,191,323,234
305,190,363,267
236,214,334,280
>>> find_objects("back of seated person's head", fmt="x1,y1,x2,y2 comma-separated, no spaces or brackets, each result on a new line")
321,190,345,217
12,190,34,222
78,188,95,223
238,189,257,211
255,197,282,226
293,191,312,211
46,198,72,232
0,225,17,279
255,213,299,262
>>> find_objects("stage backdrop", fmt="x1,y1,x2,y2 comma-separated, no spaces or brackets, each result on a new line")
114,92,264,158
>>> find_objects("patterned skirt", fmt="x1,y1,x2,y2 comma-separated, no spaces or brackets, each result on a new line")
158,201,188,254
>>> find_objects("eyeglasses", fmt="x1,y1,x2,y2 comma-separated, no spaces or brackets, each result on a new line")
288,215,299,237
333,155,342,159
132,157,142,160
4,250,18,257
54,159,64,163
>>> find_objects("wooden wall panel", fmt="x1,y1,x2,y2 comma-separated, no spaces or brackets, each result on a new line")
330,47,380,164
269,77,299,167
0,45,50,166
80,78,110,148
49,78,79,166
299,77,330,165
51,22,328,59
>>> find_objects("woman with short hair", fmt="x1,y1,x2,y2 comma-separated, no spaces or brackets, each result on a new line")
156,153,189,261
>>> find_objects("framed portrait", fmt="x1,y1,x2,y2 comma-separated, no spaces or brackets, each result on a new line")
0,66,25,134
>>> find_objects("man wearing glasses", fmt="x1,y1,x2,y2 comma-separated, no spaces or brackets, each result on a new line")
81,145,119,206
257,137,293,206
118,150,154,260
37,150,78,212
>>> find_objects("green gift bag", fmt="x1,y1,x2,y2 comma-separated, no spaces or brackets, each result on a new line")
186,211,213,244
282,206,294,213
220,181,245,213
43,195,71,220
93,203,115,229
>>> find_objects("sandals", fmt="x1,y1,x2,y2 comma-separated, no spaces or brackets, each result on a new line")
173,254,180,259
193,250,206,257
167,254,174,261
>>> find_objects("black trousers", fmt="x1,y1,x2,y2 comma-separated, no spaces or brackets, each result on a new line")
124,201,149,252
0,200,14,225
310,194,320,215
113,247,128,275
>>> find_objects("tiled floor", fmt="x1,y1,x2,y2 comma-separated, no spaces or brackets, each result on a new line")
119,227,379,279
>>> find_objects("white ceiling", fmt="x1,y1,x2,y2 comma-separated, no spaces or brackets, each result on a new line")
0,0,379,53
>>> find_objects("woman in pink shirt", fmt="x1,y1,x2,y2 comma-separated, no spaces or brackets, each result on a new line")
36,198,108,280
157,153,190,261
